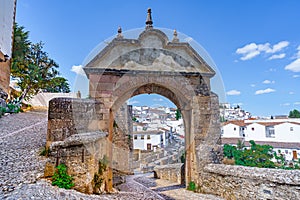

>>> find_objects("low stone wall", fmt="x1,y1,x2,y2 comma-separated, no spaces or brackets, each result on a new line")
44,131,109,194
198,164,300,200
154,163,185,184
46,98,103,147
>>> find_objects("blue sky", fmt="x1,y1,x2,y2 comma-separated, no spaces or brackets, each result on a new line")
16,0,300,117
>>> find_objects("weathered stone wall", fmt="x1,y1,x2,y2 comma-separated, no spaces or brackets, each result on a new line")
111,103,133,173
198,164,300,200
44,131,109,194
154,163,185,184
46,98,103,147
46,97,133,193
0,60,10,94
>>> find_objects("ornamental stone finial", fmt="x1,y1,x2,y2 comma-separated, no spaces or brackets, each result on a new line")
145,8,153,29
172,29,179,42
117,26,123,38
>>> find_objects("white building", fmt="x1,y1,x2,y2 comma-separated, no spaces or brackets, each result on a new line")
219,103,251,121
221,119,300,160
133,130,167,151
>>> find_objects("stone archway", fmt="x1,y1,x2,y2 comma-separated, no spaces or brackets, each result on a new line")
45,9,222,194
83,16,222,190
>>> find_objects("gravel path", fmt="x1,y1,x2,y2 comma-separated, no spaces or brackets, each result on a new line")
0,111,223,200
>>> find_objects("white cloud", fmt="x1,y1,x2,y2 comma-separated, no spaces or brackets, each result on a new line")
241,51,260,60
268,53,285,60
284,58,300,72
270,41,289,53
281,103,290,106
294,102,300,105
236,43,261,60
153,98,164,102
262,80,275,84
226,90,241,96
250,84,256,87
71,65,86,76
289,92,295,95
293,74,300,78
258,43,271,52
255,88,276,95
127,100,139,105
236,41,289,61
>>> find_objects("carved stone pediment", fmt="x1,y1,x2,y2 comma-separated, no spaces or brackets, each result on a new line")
84,28,215,77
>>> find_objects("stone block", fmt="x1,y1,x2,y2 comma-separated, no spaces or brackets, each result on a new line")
44,162,55,177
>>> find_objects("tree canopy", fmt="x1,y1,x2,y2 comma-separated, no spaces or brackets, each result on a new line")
289,109,300,118
175,109,181,120
11,23,70,101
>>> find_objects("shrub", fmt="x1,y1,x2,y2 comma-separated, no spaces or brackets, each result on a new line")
0,106,6,117
187,181,196,191
6,102,21,113
223,144,237,159
52,164,74,189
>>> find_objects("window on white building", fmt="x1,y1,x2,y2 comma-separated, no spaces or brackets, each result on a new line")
290,127,294,131
141,135,144,140
134,135,137,140
234,127,236,131
251,127,254,131
266,126,275,138
147,135,151,140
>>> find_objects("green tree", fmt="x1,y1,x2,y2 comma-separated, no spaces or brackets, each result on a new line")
11,23,70,100
289,109,300,118
175,109,181,120
43,77,70,93
234,140,275,168
223,144,237,159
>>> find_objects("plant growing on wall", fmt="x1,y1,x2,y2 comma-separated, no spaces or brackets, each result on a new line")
187,181,196,191
93,155,109,194
52,164,74,189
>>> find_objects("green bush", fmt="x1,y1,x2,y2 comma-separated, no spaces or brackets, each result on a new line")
224,141,279,169
223,144,237,159
187,181,196,191
0,106,6,117
52,164,74,189
6,103,21,113
234,141,276,168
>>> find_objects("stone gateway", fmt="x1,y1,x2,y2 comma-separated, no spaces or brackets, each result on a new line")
45,8,222,195
45,9,300,199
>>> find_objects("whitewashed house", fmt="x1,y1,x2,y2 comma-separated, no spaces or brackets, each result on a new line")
221,119,300,160
222,121,246,138
133,130,166,151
